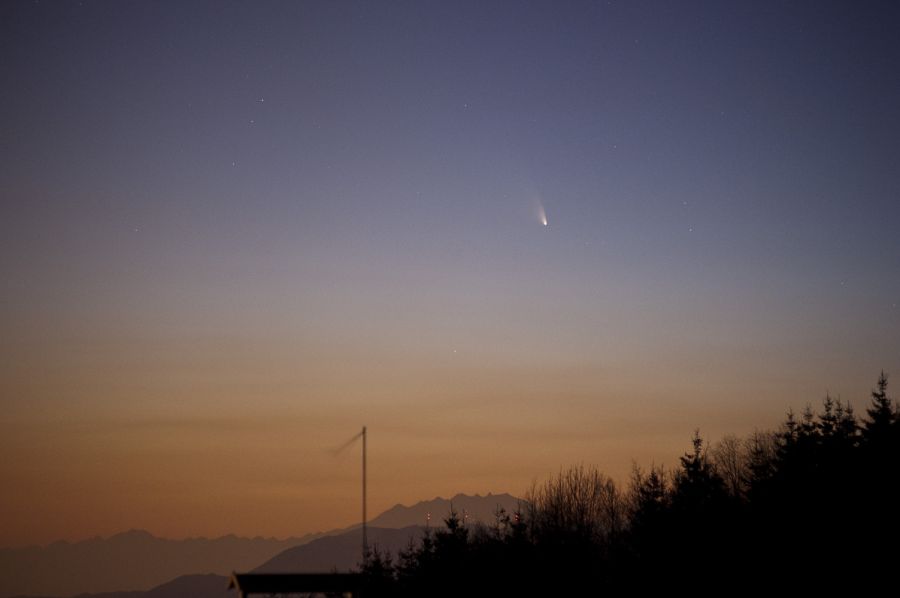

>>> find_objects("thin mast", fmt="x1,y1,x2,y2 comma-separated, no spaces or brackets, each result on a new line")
362,425,368,564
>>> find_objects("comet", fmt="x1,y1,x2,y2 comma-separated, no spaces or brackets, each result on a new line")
533,198,549,227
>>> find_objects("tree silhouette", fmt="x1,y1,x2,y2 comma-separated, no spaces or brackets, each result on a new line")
358,371,898,595
864,371,894,443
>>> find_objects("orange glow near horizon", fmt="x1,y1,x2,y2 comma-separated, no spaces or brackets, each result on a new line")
0,315,885,547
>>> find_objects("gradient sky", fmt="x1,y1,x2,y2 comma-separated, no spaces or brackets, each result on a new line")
2,0,899,547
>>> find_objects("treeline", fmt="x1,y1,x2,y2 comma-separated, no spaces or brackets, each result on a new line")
360,373,900,595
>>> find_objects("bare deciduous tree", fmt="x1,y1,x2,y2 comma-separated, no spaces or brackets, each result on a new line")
710,434,747,498
526,465,624,544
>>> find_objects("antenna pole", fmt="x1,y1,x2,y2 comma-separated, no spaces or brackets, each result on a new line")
362,425,368,565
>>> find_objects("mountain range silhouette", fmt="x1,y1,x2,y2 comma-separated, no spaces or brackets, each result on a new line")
2,493,520,598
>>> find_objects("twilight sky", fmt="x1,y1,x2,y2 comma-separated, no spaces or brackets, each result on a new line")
2,0,899,547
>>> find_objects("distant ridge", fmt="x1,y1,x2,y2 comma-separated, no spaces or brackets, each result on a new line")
1,493,522,598
254,526,425,573
0,532,304,598
369,492,523,529
255,493,524,574
8,574,230,598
